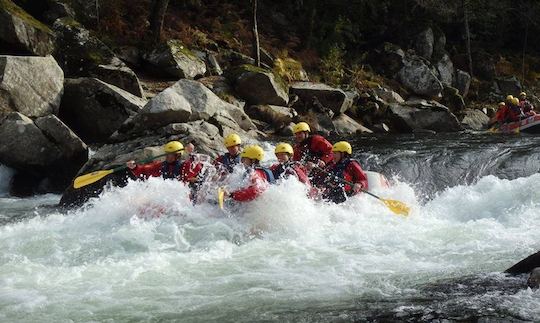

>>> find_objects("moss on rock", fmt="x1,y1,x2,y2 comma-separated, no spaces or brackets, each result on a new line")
0,0,52,33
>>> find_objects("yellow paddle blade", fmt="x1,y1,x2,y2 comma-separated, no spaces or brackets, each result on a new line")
73,169,115,189
218,187,225,210
381,198,410,217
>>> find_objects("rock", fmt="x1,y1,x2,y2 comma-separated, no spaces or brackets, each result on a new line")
279,122,295,136
246,105,293,130
372,87,405,104
43,0,75,24
91,63,144,97
59,78,146,143
0,55,64,117
472,50,496,80
414,28,434,60
372,123,390,133
370,42,405,77
230,64,289,106
197,76,245,107
0,112,60,168
143,40,206,79
454,69,471,97
210,103,257,138
59,120,225,207
207,52,223,76
398,55,443,97
388,99,463,132
34,114,87,160
460,109,490,131
528,268,540,289
332,114,372,135
0,0,55,56
436,53,454,87
495,76,522,96
441,86,466,112
119,79,242,137
0,112,88,193
290,82,352,114
432,29,446,61
115,46,142,66
52,18,143,96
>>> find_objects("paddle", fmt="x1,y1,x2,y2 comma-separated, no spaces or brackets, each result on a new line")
217,187,225,210
73,151,181,189
315,167,410,216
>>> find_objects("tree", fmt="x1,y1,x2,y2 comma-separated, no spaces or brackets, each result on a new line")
251,0,261,67
149,0,170,43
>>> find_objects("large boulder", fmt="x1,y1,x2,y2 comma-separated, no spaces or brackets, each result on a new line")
246,105,293,130
398,55,443,97
143,40,206,79
436,53,454,87
388,99,463,132
0,0,55,56
59,120,225,208
0,55,63,117
459,109,490,131
118,79,246,137
371,87,405,104
332,114,372,135
414,28,434,60
52,18,144,97
441,86,466,112
230,64,289,106
58,78,146,143
454,69,471,97
370,42,405,77
290,82,352,114
0,112,88,193
495,76,522,96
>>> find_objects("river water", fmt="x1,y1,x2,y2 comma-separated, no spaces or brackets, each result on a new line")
0,133,539,322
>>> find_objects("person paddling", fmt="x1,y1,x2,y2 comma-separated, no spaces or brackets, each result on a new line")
223,145,274,202
270,143,310,185
126,141,203,184
322,141,368,204
214,133,242,173
519,92,536,116
292,122,333,170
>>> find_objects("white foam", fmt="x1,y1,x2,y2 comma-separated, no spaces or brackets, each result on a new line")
0,174,539,321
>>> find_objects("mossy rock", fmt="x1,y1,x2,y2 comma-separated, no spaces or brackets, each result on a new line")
0,0,55,55
142,40,206,79
227,64,289,106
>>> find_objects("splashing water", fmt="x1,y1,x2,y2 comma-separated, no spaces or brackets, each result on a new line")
0,171,539,321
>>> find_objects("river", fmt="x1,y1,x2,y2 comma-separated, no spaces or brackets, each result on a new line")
0,133,539,322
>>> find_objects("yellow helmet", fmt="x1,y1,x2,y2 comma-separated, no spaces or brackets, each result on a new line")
332,141,352,155
163,141,184,153
520,92,527,97
274,142,294,155
512,97,520,106
224,133,242,148
240,145,265,161
292,122,311,134
498,102,506,107
506,95,514,102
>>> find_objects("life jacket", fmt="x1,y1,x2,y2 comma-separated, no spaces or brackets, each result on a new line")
272,162,305,182
161,161,182,179
255,167,275,184
221,153,241,172
296,136,316,162
329,158,361,194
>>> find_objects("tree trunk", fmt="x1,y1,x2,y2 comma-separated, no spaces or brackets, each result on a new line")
251,0,261,67
522,22,529,84
462,0,473,78
149,0,170,44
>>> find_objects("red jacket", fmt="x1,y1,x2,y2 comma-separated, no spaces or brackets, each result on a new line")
270,162,310,185
293,135,333,165
131,158,203,183
231,169,269,202
496,106,509,123
327,159,368,196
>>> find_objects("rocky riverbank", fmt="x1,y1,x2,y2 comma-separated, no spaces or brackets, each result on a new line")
0,0,537,202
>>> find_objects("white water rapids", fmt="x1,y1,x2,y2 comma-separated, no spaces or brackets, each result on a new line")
0,169,539,321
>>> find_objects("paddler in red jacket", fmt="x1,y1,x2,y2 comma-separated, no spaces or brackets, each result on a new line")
214,133,242,173
126,141,203,184
270,142,310,185
223,145,274,202
322,141,368,204
292,122,333,169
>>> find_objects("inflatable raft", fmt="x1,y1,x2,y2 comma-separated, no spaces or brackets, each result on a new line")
490,114,540,134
